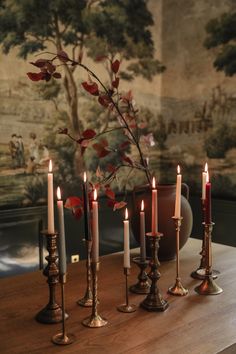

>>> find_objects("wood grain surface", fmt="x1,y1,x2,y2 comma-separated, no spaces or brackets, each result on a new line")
0,238,235,354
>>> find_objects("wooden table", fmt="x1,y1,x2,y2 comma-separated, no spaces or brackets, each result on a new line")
0,238,236,354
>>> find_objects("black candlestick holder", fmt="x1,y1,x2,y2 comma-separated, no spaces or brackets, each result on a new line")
77,239,93,307
117,268,137,313
129,257,150,294
195,222,223,295
52,275,75,345
140,232,169,312
36,230,68,324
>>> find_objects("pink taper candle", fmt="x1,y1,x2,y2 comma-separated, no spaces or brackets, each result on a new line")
140,200,146,261
174,165,182,218
123,208,130,268
92,189,99,263
47,160,55,234
151,177,158,234
202,162,208,200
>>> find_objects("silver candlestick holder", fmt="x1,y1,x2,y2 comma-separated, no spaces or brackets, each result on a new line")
168,217,188,296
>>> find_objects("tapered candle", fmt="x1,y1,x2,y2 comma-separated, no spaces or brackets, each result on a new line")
205,178,212,224
124,208,130,268
57,187,67,275
140,200,146,261
202,162,208,200
151,177,158,234
92,188,99,262
47,160,55,234
83,172,91,241
174,165,182,218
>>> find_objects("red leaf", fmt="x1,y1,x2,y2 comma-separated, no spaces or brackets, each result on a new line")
98,95,110,107
30,59,48,68
112,77,119,89
95,55,108,62
82,81,99,96
106,164,116,173
57,50,69,63
122,90,133,103
82,129,96,139
119,141,130,150
65,196,82,209
111,60,120,74
100,138,108,147
121,154,133,165
52,72,61,79
113,201,127,211
46,62,56,74
98,148,110,158
105,187,115,200
92,143,101,152
27,72,45,81
72,207,83,220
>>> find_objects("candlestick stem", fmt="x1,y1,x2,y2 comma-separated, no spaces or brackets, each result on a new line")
36,231,68,324
191,200,219,280
168,217,188,296
117,268,137,313
195,222,223,295
129,257,150,294
52,275,75,345
77,240,93,307
82,262,107,328
140,232,169,311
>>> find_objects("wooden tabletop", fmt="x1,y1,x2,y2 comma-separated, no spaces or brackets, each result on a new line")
0,238,235,354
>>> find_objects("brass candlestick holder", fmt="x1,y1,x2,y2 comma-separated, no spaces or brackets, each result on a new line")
191,199,219,280
195,222,223,295
140,232,169,312
168,217,188,296
52,275,75,345
36,230,67,324
129,257,150,294
82,262,107,328
117,268,137,313
77,239,93,307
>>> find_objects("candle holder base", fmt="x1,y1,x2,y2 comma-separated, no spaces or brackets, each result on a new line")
191,268,219,280
140,294,169,312
36,304,67,324
129,257,150,295
77,290,93,307
117,303,137,313
82,314,108,328
195,275,223,295
52,333,76,345
168,278,188,296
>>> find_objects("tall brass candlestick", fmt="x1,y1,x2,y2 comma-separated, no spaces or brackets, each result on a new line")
140,232,169,312
77,239,93,307
82,262,107,328
36,230,65,324
52,275,75,345
168,217,188,296
117,268,137,313
195,222,223,295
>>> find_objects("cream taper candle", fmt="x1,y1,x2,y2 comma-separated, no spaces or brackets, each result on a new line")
174,165,182,218
47,160,55,234
57,186,66,275
92,188,99,263
151,177,158,234
140,200,146,261
124,208,130,268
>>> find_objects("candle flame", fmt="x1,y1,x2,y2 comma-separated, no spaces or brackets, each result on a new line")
177,165,181,174
49,159,52,173
152,176,156,189
57,186,61,200
125,208,128,220
94,188,97,201
206,171,209,183
83,171,87,183
141,200,144,211
204,162,208,173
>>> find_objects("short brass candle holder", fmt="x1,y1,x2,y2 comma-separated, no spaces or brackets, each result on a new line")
117,268,137,313
77,239,93,307
129,257,150,294
168,217,188,296
191,199,219,280
140,232,169,312
82,261,107,328
36,230,67,324
195,222,223,295
52,274,75,345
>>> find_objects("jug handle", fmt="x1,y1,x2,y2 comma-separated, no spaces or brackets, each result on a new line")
181,183,189,200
